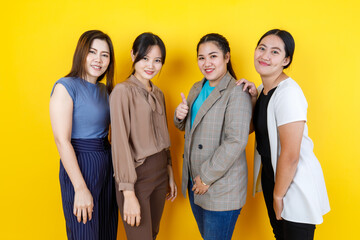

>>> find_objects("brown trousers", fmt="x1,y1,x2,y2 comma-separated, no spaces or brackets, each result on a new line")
116,150,168,240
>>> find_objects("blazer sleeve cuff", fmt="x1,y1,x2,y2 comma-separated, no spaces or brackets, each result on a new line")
199,171,214,186
173,112,186,130
173,115,184,124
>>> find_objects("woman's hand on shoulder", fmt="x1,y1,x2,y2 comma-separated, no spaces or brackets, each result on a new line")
175,93,189,120
236,78,258,99
73,185,94,224
166,165,177,202
123,190,141,227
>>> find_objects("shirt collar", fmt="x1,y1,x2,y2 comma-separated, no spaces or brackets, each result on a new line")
129,75,163,114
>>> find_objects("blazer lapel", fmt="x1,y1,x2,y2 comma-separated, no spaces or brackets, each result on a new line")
187,81,203,111
184,80,203,133
190,72,232,135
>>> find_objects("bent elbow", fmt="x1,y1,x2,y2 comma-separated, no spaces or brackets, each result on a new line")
281,150,300,168
287,154,300,167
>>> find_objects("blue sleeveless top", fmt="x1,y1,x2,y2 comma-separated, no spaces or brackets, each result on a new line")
51,77,110,139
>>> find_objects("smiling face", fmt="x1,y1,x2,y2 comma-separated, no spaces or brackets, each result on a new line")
254,34,290,78
132,45,163,82
197,42,229,87
84,39,110,83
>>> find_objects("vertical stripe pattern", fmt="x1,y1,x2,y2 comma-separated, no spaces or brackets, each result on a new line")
59,138,118,240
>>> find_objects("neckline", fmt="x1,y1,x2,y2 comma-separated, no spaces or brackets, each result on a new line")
261,77,291,94
79,77,99,86
130,75,155,93
262,86,277,96
203,80,215,89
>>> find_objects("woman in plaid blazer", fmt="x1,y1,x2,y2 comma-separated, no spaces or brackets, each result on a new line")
174,33,252,240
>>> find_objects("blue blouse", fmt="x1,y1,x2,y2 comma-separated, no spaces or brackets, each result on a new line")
190,80,215,128
51,77,110,139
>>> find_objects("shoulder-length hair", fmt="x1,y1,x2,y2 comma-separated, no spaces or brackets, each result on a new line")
131,32,166,75
66,30,115,93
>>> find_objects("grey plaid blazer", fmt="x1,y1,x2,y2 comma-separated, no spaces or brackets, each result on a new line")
174,72,252,211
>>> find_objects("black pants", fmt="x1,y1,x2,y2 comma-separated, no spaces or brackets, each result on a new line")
261,156,316,240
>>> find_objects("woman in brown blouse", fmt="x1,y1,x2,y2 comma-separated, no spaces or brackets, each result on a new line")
109,32,177,240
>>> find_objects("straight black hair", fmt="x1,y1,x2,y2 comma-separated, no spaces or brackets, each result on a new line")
257,29,295,69
131,32,166,74
66,30,115,94
196,33,237,79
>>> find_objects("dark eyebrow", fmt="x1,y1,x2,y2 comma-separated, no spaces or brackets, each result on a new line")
271,47,282,51
198,51,219,57
90,47,110,54
258,44,282,51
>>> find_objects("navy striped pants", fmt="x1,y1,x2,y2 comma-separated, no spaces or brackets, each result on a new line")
59,138,118,240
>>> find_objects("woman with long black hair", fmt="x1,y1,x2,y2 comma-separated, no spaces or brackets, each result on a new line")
174,33,252,240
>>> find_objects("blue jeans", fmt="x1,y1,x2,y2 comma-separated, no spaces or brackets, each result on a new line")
188,181,241,240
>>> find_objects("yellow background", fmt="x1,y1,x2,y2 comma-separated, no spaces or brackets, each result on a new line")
1,0,359,239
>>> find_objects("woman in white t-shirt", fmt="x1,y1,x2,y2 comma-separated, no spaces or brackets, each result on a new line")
238,29,330,240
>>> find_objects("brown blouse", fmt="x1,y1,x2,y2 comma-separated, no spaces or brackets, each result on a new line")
109,75,171,191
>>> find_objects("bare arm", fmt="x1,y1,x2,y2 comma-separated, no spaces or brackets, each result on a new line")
273,121,305,220
166,164,178,201
50,84,93,224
